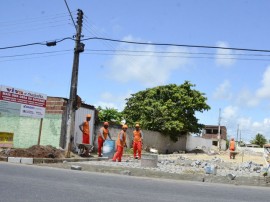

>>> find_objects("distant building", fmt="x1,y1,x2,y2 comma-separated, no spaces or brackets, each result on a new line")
202,125,227,146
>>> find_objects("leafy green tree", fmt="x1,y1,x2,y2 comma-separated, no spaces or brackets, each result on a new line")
123,81,210,141
250,133,267,147
97,107,123,125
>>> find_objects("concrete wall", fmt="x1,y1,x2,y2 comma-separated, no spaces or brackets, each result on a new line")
74,107,96,146
237,147,265,153
93,123,187,154
220,140,226,150
186,135,213,151
186,135,227,151
0,96,96,149
0,113,62,148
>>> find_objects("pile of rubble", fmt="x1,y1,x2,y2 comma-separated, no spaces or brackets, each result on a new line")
72,153,268,179
0,145,65,158
157,155,267,177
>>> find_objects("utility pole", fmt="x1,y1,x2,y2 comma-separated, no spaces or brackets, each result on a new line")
65,9,84,157
239,130,242,144
217,108,221,150
236,124,239,143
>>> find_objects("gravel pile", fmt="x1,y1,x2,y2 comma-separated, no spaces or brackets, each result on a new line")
77,154,268,178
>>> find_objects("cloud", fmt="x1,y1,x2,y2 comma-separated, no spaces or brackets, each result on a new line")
213,80,232,100
236,89,259,107
95,101,119,109
215,41,236,67
220,106,270,142
234,67,270,108
256,66,270,99
96,91,132,111
107,35,189,87
222,105,238,120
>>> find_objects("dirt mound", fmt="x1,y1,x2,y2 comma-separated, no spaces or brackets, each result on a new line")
1,145,65,158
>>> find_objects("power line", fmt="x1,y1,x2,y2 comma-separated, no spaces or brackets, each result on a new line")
2,36,270,55
0,11,74,23
0,52,71,63
0,49,72,58
82,37,270,53
63,0,76,30
84,49,270,57
0,11,74,36
0,37,74,50
3,48,270,62
83,16,179,73
0,23,72,36
1,17,71,28
83,51,270,62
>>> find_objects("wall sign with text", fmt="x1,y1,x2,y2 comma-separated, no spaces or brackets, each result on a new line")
0,85,47,118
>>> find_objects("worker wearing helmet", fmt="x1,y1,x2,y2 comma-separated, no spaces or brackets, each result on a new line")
229,137,236,159
113,125,128,162
133,123,143,159
79,114,91,156
98,121,111,157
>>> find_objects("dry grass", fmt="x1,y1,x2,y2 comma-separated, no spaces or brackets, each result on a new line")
181,151,266,165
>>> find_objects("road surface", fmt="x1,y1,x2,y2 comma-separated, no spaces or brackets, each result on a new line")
0,162,269,202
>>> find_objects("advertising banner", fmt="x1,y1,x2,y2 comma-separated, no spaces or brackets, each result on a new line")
0,85,47,118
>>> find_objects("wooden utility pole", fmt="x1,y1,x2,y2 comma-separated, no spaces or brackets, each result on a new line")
37,118,43,145
236,124,239,143
65,9,84,157
217,108,221,150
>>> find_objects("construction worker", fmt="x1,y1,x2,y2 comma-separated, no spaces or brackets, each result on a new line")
112,124,128,162
229,137,236,159
98,122,111,157
79,114,91,156
133,123,143,159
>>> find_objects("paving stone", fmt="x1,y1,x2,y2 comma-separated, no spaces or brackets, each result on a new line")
8,157,21,164
21,158,33,165
120,170,131,176
71,165,82,170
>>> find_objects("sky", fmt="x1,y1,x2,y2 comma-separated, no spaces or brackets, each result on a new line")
1,0,270,143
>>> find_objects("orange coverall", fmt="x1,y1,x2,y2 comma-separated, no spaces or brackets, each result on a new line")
229,140,235,159
98,127,110,157
113,130,127,162
133,130,143,159
82,121,90,144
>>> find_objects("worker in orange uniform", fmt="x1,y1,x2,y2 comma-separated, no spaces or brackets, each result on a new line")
229,137,236,159
112,125,128,162
79,114,91,156
133,123,144,159
98,122,111,157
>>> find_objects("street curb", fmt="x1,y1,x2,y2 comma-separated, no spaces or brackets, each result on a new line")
0,157,7,162
38,162,270,187
0,156,108,164
33,157,108,164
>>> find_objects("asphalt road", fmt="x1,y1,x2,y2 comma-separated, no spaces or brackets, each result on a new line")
0,162,269,202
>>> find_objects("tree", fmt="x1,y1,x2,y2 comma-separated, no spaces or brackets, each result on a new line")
250,133,267,148
123,81,210,141
97,106,123,125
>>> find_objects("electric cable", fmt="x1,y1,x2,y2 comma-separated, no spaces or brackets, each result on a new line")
0,49,72,58
0,12,74,26
84,49,270,57
0,52,71,63
82,37,270,53
0,37,74,50
63,0,76,30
